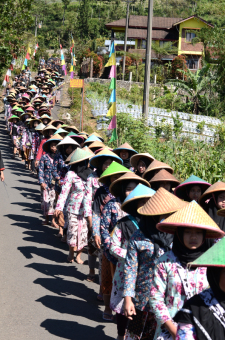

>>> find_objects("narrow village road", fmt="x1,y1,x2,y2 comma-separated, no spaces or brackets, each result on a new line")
0,113,115,339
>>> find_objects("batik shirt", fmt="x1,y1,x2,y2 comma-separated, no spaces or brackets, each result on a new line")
22,128,32,148
100,198,127,264
52,153,70,193
84,170,100,218
38,153,54,189
123,229,165,312
150,250,208,339
32,131,40,155
55,170,87,215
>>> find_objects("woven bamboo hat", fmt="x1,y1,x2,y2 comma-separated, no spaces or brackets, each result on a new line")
138,187,187,216
83,135,102,146
35,122,46,131
149,169,180,187
113,142,138,156
56,136,80,149
89,132,104,142
64,125,79,134
40,114,52,122
29,118,41,128
109,172,150,197
143,159,174,181
99,161,131,184
78,131,89,138
94,147,113,154
121,184,156,215
217,208,225,217
19,112,33,120
54,127,69,136
90,149,123,168
188,236,225,267
51,119,64,127
174,175,211,200
43,124,57,136
67,132,84,144
65,149,76,164
130,152,155,169
69,147,94,166
199,181,225,206
157,201,225,239
88,141,106,152
43,134,63,152
8,115,20,122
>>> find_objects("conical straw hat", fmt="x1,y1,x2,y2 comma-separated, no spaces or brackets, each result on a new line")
138,187,187,216
67,132,84,144
57,136,80,148
35,122,46,131
90,149,123,168
174,175,211,199
121,184,156,215
64,125,79,134
113,142,138,156
83,135,102,146
89,132,104,142
199,181,225,206
109,172,150,197
65,149,76,164
43,124,57,136
217,208,225,217
143,160,174,181
69,147,93,165
54,127,68,135
94,147,113,154
99,161,131,184
8,115,19,122
130,153,155,169
88,141,106,151
149,169,180,187
40,114,52,121
188,237,225,267
51,119,64,127
43,134,63,152
157,201,225,239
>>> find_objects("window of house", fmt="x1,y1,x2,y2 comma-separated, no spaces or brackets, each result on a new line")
159,41,172,48
141,40,146,49
186,32,196,42
186,58,198,69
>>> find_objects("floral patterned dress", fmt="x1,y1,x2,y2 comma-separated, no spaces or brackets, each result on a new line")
123,229,166,340
55,170,88,249
150,250,208,340
83,170,100,218
52,152,69,194
38,153,56,216
109,218,139,314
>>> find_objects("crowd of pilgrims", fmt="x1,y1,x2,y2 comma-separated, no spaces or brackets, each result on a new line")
2,65,225,340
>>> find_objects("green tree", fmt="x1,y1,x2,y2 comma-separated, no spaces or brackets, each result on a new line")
62,0,71,26
151,41,178,63
167,64,212,114
77,0,91,41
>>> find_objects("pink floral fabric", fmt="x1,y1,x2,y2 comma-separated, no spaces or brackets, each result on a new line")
67,212,88,250
84,171,100,218
55,170,87,215
149,250,208,339
176,323,196,340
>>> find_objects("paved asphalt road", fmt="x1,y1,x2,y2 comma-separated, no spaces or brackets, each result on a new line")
0,113,115,339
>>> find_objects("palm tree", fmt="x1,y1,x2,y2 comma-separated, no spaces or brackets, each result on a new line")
166,63,213,114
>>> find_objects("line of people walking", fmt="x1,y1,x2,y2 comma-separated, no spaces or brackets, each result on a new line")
2,65,225,340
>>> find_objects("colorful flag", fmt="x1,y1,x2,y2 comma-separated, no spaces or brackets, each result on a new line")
105,53,116,67
109,89,116,103
109,78,116,90
110,128,118,142
109,41,115,57
109,65,116,79
106,102,116,117
108,115,116,130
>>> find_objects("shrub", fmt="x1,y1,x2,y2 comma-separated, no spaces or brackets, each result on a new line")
171,55,188,79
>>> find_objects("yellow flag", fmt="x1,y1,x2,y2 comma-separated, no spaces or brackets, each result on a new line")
105,53,116,67
106,102,116,117
69,66,73,72
61,59,65,66
27,47,31,54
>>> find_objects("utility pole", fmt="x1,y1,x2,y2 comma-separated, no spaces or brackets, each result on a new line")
35,15,38,37
142,0,154,118
122,0,135,81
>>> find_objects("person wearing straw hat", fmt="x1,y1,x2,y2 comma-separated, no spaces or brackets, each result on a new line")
54,148,93,264
123,188,187,340
89,162,131,301
110,184,156,340
84,151,123,285
100,172,150,322
29,119,41,174
143,160,174,182
21,114,36,170
0,151,5,182
35,125,57,168
150,201,224,340
174,237,225,340
113,143,138,170
130,153,155,177
38,135,62,226
149,169,180,192
8,115,20,158
199,181,225,232
174,175,211,203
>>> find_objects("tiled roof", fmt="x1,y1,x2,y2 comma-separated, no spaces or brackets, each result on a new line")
127,28,178,40
129,15,183,29
105,18,126,27
173,15,214,27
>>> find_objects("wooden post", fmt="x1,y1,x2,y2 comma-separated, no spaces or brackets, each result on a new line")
90,58,93,78
80,81,84,131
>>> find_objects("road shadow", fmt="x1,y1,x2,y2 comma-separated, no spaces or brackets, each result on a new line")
41,319,113,340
